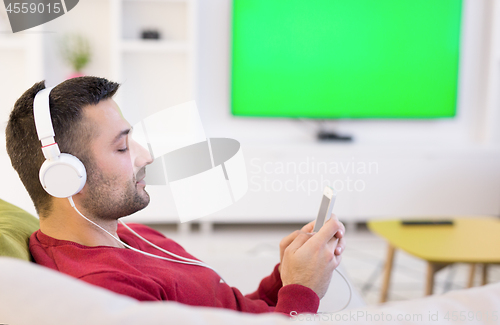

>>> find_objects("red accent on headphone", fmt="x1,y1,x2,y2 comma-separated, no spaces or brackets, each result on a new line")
41,143,58,149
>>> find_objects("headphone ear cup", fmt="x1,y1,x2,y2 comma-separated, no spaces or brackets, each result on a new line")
39,153,87,198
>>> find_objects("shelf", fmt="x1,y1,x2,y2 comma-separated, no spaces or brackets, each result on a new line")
0,37,26,50
121,0,189,41
120,40,190,53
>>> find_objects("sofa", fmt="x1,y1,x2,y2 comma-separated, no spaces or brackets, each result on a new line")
1,198,499,325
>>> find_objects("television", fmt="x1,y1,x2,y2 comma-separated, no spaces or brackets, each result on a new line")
231,0,463,119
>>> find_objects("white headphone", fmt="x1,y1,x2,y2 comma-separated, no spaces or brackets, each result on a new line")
33,86,87,198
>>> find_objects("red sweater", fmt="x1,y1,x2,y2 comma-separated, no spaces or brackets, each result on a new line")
29,223,319,315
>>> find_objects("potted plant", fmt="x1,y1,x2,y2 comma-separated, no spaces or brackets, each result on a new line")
60,33,92,79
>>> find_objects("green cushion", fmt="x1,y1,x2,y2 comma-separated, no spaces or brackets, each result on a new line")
0,199,39,261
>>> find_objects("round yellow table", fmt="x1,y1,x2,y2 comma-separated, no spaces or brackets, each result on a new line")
368,217,500,302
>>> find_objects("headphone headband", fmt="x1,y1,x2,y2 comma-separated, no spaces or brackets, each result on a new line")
33,87,61,160
33,87,56,143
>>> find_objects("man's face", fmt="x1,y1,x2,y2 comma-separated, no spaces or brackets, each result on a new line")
79,98,153,220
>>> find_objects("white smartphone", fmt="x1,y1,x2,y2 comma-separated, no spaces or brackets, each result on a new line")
313,186,337,233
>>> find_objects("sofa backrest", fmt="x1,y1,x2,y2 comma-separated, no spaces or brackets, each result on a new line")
0,198,39,261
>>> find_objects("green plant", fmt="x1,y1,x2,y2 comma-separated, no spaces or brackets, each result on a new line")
60,33,92,73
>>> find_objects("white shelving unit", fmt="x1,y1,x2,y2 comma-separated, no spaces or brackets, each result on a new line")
0,37,26,50
110,0,197,126
120,40,190,53
0,11,43,217
0,32,43,126
108,0,198,223
0,5,43,119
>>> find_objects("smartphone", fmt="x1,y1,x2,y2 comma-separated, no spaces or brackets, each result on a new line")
313,186,337,233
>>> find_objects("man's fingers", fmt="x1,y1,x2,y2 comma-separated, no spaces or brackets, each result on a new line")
326,236,339,253
326,236,345,255
334,217,345,239
301,220,315,233
335,254,342,266
280,230,301,252
281,218,318,252
335,237,346,255
309,218,342,246
286,232,314,252
310,214,344,238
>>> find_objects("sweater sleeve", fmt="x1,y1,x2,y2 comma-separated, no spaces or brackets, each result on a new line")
244,263,282,305
79,271,166,302
243,263,320,315
274,284,320,315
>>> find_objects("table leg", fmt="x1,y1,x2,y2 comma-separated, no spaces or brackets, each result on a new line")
426,262,435,295
481,264,488,285
426,262,450,295
468,264,476,288
380,244,395,303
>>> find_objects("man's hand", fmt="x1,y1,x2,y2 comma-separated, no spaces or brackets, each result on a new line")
279,217,345,299
279,215,345,271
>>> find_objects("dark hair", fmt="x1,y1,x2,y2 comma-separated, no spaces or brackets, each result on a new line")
5,76,120,216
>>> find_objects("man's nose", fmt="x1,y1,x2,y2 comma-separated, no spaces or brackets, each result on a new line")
131,138,153,167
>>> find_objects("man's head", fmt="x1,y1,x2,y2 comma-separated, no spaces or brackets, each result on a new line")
6,76,152,218
77,97,152,221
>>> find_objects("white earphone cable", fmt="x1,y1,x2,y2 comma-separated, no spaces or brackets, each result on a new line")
117,219,205,264
67,197,225,281
333,268,352,312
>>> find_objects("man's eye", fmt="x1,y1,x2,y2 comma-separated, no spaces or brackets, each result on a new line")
118,148,128,153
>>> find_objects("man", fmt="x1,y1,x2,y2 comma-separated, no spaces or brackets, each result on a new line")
6,76,346,315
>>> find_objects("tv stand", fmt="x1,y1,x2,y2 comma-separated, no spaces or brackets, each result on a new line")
317,130,353,142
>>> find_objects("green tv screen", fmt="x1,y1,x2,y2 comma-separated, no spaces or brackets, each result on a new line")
231,0,462,119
